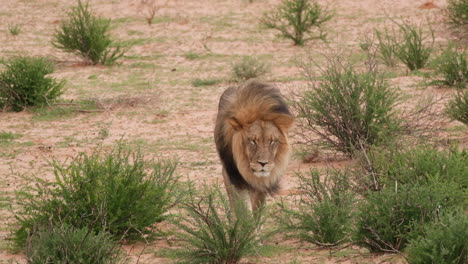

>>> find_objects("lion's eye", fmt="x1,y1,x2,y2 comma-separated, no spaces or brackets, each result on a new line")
270,139,278,145
250,139,257,146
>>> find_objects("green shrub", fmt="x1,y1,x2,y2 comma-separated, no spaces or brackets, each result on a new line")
8,23,22,36
231,56,270,82
395,23,433,71
365,145,468,189
375,28,398,67
295,59,400,156
261,0,332,46
447,0,468,26
355,178,465,252
191,78,222,87
0,56,64,112
406,210,468,264
275,169,354,247
53,0,126,65
13,145,180,248
26,225,127,264
433,45,467,88
446,90,468,125
173,186,264,264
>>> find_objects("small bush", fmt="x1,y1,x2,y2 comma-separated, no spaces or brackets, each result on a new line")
294,59,400,156
447,0,468,26
191,78,222,87
433,45,467,89
364,145,468,189
0,56,64,112
231,56,270,82
406,210,468,264
173,186,264,264
355,178,465,252
53,0,126,65
375,28,398,67
394,23,433,71
26,225,127,264
13,145,180,248
275,169,354,247
8,23,22,36
446,90,468,125
261,0,332,46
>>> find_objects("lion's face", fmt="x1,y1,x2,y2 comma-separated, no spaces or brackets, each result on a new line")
242,120,283,178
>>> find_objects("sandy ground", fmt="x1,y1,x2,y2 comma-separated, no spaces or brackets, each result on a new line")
0,0,466,263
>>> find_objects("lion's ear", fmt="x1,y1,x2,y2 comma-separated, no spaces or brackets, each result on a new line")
227,116,244,131
273,114,294,132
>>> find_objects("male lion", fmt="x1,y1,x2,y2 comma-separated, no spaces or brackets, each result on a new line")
214,80,294,213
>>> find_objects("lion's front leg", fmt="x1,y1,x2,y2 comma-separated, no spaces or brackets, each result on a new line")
249,190,266,212
222,168,253,216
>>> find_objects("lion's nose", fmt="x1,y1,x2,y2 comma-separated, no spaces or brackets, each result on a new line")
258,161,268,167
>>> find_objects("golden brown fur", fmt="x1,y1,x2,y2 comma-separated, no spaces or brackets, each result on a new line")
214,80,294,211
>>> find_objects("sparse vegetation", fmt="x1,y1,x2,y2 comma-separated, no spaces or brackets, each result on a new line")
53,0,126,65
13,144,180,249
395,23,433,71
405,210,468,264
446,90,468,125
231,56,270,81
8,23,22,36
0,131,21,143
173,186,264,264
294,59,400,156
375,28,398,67
1,0,467,263
355,177,465,252
373,23,433,71
447,0,468,26
26,225,127,264
191,78,222,87
354,145,467,252
183,51,201,60
0,56,65,112
261,0,332,46
433,44,467,88
360,145,468,190
276,169,354,247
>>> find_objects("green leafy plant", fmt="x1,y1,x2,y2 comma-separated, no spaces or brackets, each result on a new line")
231,56,270,82
294,59,400,156
261,0,332,46
275,169,354,247
375,28,398,67
447,0,468,26
355,177,465,252
394,23,433,71
363,145,468,190
173,186,264,264
446,90,468,125
8,23,22,36
53,0,126,65
13,144,180,249
26,225,127,264
0,56,64,112
406,210,468,264
433,44,467,88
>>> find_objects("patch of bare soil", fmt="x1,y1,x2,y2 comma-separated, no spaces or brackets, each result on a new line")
0,0,465,263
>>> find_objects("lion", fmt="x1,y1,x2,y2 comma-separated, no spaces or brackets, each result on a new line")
214,80,294,213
